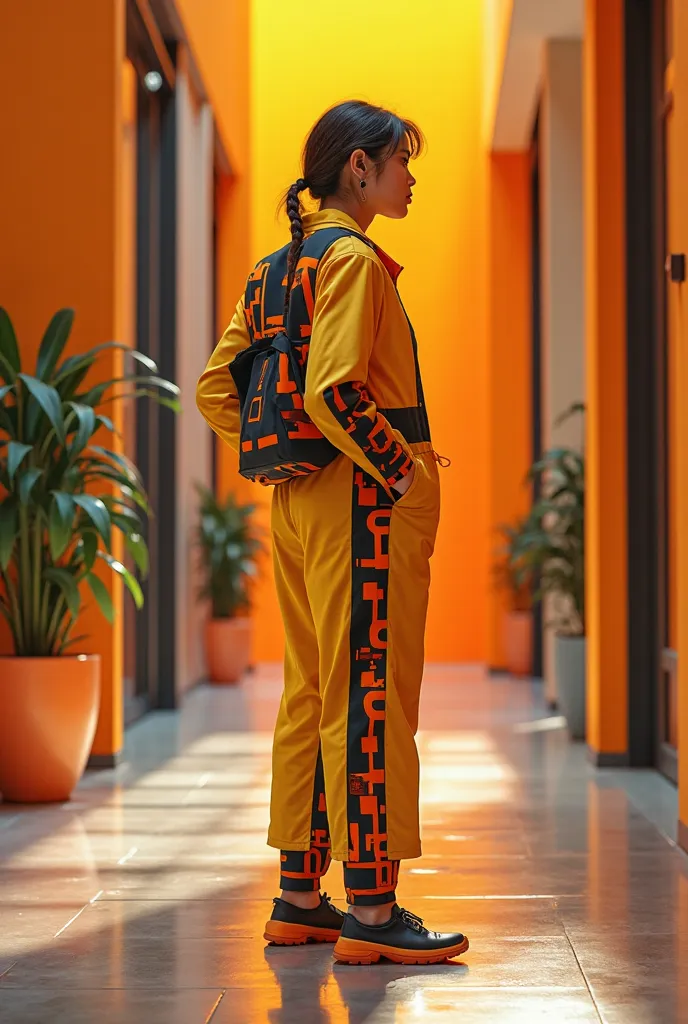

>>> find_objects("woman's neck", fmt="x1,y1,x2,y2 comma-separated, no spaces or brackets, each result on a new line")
320,196,374,233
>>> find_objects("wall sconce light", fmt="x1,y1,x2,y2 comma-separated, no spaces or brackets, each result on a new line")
144,71,163,93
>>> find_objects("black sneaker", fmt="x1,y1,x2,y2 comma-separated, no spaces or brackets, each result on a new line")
333,904,469,964
264,893,346,945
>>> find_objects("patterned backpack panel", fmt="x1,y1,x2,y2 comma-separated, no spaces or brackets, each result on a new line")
229,228,371,485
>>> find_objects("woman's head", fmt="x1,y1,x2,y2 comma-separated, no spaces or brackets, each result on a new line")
283,102,424,302
301,100,423,218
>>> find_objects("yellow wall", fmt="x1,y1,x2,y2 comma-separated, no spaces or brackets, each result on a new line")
249,0,490,663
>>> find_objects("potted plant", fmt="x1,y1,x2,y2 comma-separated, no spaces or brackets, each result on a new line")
516,419,585,738
196,485,264,684
0,307,179,802
494,517,534,676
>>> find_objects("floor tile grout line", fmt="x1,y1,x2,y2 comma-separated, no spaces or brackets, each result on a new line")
560,919,605,1024
53,905,89,939
204,990,226,1023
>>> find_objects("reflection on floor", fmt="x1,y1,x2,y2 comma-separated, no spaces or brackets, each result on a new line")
1,665,687,1023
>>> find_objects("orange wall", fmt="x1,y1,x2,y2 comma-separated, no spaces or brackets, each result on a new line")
248,0,490,663
583,0,629,757
0,0,126,756
487,153,532,667
173,0,248,170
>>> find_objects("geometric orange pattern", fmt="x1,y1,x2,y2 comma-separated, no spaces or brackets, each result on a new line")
279,467,403,907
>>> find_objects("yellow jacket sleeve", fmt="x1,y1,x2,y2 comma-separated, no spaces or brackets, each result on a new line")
303,250,414,493
196,297,251,454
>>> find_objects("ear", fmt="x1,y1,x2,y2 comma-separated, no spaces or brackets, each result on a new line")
350,148,367,177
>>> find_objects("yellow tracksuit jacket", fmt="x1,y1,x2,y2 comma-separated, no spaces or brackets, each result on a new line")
197,209,440,888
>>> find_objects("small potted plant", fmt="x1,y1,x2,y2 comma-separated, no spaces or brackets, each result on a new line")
196,485,264,684
516,414,585,738
0,307,179,802
494,517,534,676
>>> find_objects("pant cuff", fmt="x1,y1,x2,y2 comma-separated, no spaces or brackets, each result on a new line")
280,875,320,892
346,888,397,906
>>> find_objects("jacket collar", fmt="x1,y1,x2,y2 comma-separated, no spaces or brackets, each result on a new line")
301,208,404,284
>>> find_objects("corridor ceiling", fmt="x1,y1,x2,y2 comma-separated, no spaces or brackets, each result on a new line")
487,0,584,150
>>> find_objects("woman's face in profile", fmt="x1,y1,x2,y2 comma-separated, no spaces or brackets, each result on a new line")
364,140,417,221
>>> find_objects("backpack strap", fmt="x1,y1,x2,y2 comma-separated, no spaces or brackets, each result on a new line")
285,228,374,342
244,227,374,345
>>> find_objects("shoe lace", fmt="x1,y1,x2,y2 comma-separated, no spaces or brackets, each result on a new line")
398,906,427,933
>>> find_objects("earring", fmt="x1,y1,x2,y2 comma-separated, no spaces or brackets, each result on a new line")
359,179,368,203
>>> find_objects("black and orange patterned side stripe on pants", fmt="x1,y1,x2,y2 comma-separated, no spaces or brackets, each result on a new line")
270,445,440,906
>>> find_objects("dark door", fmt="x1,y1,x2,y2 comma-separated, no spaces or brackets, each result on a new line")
656,0,679,782
123,1,178,722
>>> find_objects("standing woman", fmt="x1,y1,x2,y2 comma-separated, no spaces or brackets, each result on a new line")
196,101,468,965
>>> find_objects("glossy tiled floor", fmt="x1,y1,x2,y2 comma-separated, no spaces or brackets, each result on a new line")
1,666,687,1023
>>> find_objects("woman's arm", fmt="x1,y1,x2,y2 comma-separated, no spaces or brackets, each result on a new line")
304,250,414,496
196,297,251,453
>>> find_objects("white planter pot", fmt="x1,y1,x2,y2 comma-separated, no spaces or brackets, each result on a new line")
555,634,586,741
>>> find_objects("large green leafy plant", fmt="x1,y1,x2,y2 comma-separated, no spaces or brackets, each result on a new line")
0,308,179,656
514,405,585,636
196,486,264,619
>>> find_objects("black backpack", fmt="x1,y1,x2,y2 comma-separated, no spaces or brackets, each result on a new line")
229,227,372,485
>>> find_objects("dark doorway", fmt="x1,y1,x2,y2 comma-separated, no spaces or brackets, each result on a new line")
652,0,679,782
123,1,178,723
623,0,677,779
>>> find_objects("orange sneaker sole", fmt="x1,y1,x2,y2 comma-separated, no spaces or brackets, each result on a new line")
332,934,470,965
264,919,342,946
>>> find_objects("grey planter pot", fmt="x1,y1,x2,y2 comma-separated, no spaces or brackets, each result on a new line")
555,634,586,741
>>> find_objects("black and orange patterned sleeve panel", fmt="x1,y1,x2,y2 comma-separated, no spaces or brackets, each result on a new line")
303,250,413,494
321,382,413,489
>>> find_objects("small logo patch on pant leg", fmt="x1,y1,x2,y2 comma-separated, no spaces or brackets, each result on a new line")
349,774,367,796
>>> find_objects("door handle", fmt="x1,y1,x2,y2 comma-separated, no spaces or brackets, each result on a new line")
666,253,686,283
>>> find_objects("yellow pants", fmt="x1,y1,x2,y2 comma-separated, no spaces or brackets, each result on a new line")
268,444,440,901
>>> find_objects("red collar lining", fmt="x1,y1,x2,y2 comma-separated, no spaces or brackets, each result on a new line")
372,244,404,284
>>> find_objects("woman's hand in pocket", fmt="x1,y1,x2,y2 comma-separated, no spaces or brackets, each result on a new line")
392,463,416,498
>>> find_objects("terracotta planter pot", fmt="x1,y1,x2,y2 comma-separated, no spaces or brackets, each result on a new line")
503,611,533,676
205,617,251,684
0,655,100,803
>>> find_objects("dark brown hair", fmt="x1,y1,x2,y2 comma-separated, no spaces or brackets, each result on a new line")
283,101,424,321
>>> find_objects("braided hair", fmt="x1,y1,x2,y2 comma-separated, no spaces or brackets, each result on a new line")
283,101,424,327
283,178,310,323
